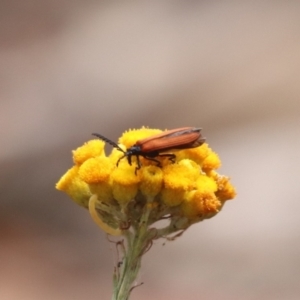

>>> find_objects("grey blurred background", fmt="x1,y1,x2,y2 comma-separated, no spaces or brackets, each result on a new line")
1,1,300,299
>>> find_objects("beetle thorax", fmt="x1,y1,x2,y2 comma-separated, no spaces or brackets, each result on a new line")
126,145,143,156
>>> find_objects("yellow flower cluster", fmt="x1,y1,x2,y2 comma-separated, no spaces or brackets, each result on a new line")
56,127,236,235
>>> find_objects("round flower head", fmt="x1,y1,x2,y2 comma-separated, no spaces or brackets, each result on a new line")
73,139,105,165
56,127,236,236
56,166,91,208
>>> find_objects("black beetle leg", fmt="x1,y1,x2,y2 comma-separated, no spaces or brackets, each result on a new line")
157,153,176,164
134,155,142,175
143,156,162,168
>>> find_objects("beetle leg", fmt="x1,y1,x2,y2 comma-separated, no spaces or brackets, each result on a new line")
127,154,132,166
157,153,176,164
136,155,142,169
134,155,142,175
143,156,162,168
116,154,126,166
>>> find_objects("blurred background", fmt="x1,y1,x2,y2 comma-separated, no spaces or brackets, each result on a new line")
1,1,300,299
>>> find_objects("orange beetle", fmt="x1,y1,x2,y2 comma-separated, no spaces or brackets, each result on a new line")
92,127,205,173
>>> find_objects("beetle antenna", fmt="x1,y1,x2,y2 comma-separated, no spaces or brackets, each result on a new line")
92,133,125,153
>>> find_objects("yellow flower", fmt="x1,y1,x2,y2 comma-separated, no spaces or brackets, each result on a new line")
161,160,199,206
78,156,113,184
181,190,221,219
56,166,91,208
139,165,163,197
176,143,210,164
196,174,218,193
73,139,105,165
56,127,236,236
202,152,221,171
111,164,140,205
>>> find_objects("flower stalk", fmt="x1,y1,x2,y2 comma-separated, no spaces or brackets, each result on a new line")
113,197,153,300
56,127,236,299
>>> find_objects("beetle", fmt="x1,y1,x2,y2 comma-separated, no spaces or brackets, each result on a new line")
92,127,205,174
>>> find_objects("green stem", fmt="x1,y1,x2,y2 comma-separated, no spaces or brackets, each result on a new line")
112,199,153,300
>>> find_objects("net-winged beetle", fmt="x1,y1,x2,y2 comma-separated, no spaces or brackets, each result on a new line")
92,127,205,174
